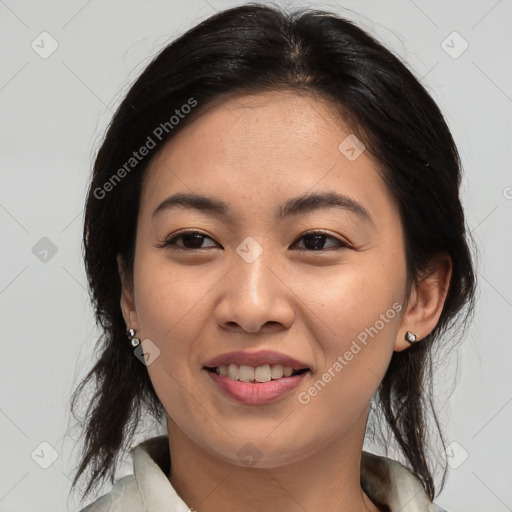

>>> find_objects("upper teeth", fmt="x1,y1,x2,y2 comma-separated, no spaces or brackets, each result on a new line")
216,364,296,382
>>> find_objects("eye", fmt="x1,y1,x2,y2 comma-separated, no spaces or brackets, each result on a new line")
156,230,351,251
156,230,220,250
291,231,350,251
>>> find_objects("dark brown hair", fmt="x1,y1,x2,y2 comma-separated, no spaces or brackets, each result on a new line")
69,2,476,504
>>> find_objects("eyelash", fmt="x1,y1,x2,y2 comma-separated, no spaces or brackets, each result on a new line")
155,230,351,252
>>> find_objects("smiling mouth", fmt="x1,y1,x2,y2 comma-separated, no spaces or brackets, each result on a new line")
204,364,310,383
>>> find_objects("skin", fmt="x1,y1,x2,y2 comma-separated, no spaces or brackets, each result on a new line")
119,90,452,512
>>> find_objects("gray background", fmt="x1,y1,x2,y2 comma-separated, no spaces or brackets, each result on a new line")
1,0,511,511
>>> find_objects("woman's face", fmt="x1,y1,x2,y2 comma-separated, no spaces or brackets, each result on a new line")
123,91,411,467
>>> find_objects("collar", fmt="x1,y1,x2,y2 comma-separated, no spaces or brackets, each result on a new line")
129,435,435,512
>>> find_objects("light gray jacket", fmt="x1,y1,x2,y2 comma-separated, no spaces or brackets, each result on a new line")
78,435,448,512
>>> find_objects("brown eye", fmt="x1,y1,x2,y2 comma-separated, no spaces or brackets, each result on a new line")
157,231,219,250
291,232,350,251
156,230,350,252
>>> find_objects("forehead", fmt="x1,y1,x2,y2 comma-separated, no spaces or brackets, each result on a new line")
140,91,395,223
151,91,350,164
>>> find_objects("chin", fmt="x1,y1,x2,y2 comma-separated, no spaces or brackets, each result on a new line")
207,437,310,469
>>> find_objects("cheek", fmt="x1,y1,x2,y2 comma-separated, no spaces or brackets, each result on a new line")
301,255,405,390
131,249,231,404
298,278,401,424
133,249,213,338
130,253,205,389
306,257,404,333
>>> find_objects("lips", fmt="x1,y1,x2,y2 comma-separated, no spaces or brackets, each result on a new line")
205,368,309,404
202,349,310,371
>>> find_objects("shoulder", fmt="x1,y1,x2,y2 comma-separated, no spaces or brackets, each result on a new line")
430,505,450,512
77,475,143,512
361,450,451,512
77,435,190,512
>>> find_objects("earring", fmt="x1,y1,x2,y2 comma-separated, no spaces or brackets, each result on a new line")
127,328,140,347
405,331,419,344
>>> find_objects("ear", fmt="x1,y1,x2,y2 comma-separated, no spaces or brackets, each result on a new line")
117,253,140,331
395,252,453,352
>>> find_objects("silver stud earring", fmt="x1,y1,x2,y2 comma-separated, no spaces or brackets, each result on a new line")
127,328,140,347
405,331,419,344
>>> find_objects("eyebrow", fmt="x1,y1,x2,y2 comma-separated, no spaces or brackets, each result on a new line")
152,191,373,224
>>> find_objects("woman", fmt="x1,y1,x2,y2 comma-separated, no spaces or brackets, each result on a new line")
70,3,476,511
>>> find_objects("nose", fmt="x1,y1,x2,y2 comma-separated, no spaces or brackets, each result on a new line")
213,247,295,334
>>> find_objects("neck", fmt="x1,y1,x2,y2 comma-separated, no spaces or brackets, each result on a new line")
166,412,382,512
